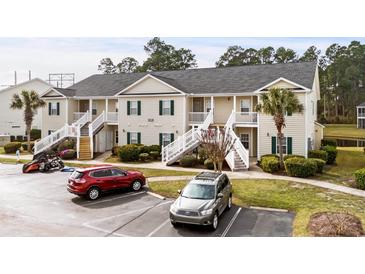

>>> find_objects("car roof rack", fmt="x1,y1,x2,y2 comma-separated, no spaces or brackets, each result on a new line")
194,172,222,181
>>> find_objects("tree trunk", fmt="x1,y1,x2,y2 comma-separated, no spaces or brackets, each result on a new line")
278,131,284,169
26,124,31,153
213,161,217,172
218,161,223,173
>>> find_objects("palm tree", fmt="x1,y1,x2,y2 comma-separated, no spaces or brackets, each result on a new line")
10,90,46,152
255,87,304,168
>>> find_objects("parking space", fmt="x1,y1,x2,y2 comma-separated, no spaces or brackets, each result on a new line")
0,164,294,237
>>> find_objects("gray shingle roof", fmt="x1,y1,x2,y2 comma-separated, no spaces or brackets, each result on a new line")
358,102,365,107
57,61,317,97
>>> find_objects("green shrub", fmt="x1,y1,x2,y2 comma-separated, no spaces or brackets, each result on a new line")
4,142,22,153
322,145,337,164
261,156,280,173
111,146,122,156
180,155,197,167
16,135,24,142
354,168,365,190
321,139,337,148
30,129,41,140
139,153,150,162
284,157,317,178
118,144,142,162
60,149,76,160
198,147,209,164
146,145,161,154
21,141,35,151
57,139,75,152
308,158,326,173
283,154,304,161
204,158,214,170
308,150,328,162
150,151,160,160
261,154,279,160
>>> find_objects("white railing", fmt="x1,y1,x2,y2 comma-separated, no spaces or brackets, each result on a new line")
188,112,209,124
162,110,213,163
106,112,118,123
73,112,87,122
224,112,249,170
235,112,257,124
34,124,78,155
72,111,91,127
89,111,106,135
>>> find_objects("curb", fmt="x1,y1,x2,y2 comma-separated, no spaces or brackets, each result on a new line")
249,206,288,213
146,191,166,200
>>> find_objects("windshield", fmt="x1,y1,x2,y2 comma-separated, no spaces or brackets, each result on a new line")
181,183,215,200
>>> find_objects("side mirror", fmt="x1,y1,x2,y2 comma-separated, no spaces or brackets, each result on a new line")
217,193,224,199
177,189,181,194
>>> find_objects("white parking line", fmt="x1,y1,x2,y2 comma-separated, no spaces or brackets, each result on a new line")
83,191,146,206
221,207,242,237
83,223,130,237
147,218,170,237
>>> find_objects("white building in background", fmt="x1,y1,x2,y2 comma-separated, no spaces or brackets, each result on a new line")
0,78,52,136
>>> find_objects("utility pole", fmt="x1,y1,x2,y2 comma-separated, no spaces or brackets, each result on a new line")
14,71,17,85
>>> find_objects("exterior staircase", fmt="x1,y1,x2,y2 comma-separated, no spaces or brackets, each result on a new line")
161,110,213,165
78,136,92,160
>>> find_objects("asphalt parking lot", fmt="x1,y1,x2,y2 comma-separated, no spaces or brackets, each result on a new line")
0,164,294,237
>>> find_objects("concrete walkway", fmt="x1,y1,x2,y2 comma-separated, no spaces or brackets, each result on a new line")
1,153,365,199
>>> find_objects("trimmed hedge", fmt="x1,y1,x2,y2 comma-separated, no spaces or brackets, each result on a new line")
321,139,337,148
198,147,209,164
145,145,161,154
261,154,279,160
283,154,304,161
57,139,75,152
4,142,22,153
139,153,150,162
180,155,197,167
21,141,35,151
308,158,326,173
322,145,337,164
118,144,142,162
261,156,280,173
284,157,317,178
354,168,365,190
308,150,328,162
60,149,76,160
204,158,214,170
150,151,160,160
112,146,122,156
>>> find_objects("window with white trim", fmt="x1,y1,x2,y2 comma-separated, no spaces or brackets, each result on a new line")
240,133,249,149
162,100,171,115
240,99,250,113
92,101,97,115
130,132,138,144
162,133,172,147
206,99,212,112
277,137,287,154
130,101,138,115
50,102,58,115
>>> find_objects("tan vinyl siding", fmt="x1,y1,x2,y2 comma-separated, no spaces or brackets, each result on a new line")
213,97,233,124
123,77,179,95
235,127,257,156
118,96,185,146
41,98,67,138
258,92,306,158
67,99,78,123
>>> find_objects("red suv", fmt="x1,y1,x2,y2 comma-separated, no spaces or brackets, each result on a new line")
67,166,146,200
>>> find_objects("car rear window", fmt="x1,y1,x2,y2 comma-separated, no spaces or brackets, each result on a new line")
70,171,83,179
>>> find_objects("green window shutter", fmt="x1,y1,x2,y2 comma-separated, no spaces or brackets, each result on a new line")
56,102,60,115
137,101,141,116
287,137,292,155
137,132,141,144
159,133,163,146
127,101,130,115
48,103,51,115
127,132,130,144
170,133,174,143
271,136,277,154
159,100,162,115
170,100,174,115
287,110,292,116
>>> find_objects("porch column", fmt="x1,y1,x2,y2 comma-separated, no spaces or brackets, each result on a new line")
233,96,237,112
77,99,80,112
183,96,187,131
65,98,69,125
211,96,214,111
105,98,109,113
89,99,93,116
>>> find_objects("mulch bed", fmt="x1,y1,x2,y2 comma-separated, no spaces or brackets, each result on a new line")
308,212,364,237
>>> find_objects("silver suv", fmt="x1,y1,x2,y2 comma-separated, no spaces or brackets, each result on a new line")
169,172,232,230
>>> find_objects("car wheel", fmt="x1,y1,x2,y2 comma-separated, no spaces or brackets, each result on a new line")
211,212,219,231
226,195,232,211
132,180,142,191
87,187,100,200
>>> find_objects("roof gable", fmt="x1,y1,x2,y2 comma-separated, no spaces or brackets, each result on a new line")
254,77,310,93
40,88,66,98
0,78,52,94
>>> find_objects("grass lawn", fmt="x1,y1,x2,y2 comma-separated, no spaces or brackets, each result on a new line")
324,124,365,139
0,146,32,155
316,147,365,187
105,155,159,165
149,179,365,236
0,157,198,178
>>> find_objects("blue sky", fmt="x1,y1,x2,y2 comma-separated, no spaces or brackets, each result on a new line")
1,37,365,88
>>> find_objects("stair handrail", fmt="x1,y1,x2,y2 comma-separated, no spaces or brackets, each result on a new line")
89,111,106,135
72,110,90,128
